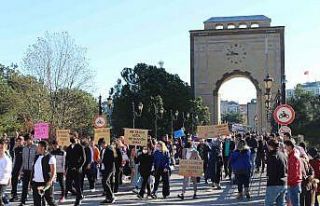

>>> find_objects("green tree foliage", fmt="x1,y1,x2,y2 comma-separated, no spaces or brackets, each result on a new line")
110,63,210,138
0,63,97,136
23,31,93,129
221,111,243,124
287,85,320,145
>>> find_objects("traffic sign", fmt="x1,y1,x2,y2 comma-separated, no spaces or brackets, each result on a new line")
278,126,291,136
273,104,295,125
93,115,107,128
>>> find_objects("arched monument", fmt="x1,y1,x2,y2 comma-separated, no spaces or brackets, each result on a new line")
190,15,285,133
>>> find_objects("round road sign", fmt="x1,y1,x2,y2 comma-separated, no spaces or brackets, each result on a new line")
93,115,107,128
273,104,295,125
278,125,291,136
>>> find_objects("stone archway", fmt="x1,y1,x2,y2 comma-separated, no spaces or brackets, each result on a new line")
212,70,263,132
190,15,285,133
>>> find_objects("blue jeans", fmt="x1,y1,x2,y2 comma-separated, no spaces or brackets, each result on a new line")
265,185,287,206
250,152,257,175
288,184,301,206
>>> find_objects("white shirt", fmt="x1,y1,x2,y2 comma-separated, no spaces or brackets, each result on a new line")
33,155,56,183
0,155,12,185
186,148,192,160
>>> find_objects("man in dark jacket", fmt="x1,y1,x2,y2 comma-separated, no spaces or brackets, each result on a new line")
265,139,287,206
100,139,116,204
80,138,94,192
10,136,24,202
19,134,37,206
66,133,86,206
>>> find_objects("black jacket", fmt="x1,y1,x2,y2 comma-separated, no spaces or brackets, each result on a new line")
13,146,23,172
32,153,53,183
101,146,115,173
246,137,258,154
66,143,86,171
83,146,92,169
266,149,287,186
135,153,153,176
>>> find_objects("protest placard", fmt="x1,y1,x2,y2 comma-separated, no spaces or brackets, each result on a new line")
196,123,230,139
179,159,204,177
56,129,70,147
34,123,49,139
94,128,111,145
124,128,148,146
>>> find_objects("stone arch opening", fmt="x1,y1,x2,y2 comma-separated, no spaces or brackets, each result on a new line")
212,70,263,132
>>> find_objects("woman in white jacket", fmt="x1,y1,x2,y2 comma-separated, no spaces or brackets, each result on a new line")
0,139,12,206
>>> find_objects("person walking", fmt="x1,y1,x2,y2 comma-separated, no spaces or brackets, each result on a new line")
10,136,24,202
222,136,235,179
284,139,303,206
308,148,320,206
0,139,12,206
31,141,57,206
50,140,66,203
246,134,258,176
100,139,116,204
207,137,223,189
197,139,209,183
230,139,251,199
80,137,94,192
136,146,154,199
19,134,37,206
65,133,86,206
151,141,170,199
89,137,100,191
178,142,201,200
256,135,266,173
264,139,287,206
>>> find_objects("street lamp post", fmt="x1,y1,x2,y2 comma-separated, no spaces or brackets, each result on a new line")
132,101,143,128
170,110,179,139
98,94,102,115
106,96,113,128
264,74,273,132
153,104,164,139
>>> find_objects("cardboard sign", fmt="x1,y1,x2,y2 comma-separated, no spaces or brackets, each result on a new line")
179,159,204,177
94,128,111,145
34,123,49,139
196,123,230,139
56,129,70,147
124,128,148,146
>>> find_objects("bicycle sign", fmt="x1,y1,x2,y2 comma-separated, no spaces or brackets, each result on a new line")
93,115,107,128
273,104,295,125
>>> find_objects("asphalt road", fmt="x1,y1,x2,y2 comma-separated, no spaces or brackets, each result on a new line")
8,168,266,206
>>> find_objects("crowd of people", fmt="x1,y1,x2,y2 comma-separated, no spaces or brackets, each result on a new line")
0,130,319,206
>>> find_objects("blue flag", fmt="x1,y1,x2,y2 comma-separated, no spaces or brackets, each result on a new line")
174,128,185,138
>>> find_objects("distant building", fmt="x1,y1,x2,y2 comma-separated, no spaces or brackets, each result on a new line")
220,100,239,115
247,99,257,131
239,104,247,125
286,81,320,98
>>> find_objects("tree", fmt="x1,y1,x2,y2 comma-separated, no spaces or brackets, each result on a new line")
287,85,320,145
23,31,93,128
221,111,243,124
110,63,210,138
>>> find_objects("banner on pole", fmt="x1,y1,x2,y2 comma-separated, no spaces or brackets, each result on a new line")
124,128,148,146
56,129,70,147
179,159,204,177
196,123,230,139
94,128,111,145
34,123,50,139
